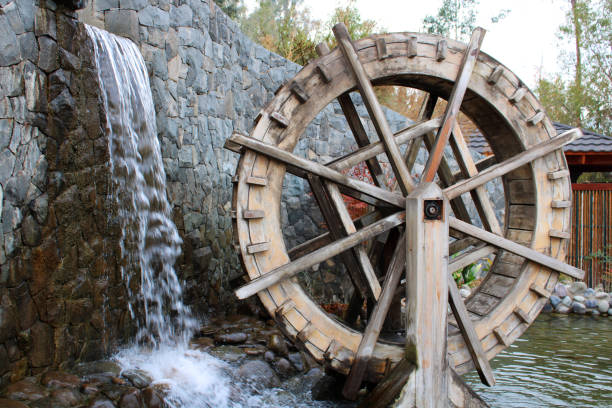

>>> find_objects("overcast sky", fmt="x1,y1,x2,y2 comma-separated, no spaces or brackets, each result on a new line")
244,0,570,89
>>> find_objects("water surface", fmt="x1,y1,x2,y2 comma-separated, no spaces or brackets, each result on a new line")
465,314,612,407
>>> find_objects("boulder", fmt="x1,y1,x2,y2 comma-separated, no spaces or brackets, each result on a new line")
572,302,586,314
553,283,568,298
561,296,572,307
568,281,587,296
574,295,585,303
549,295,561,308
598,300,609,314
236,360,280,389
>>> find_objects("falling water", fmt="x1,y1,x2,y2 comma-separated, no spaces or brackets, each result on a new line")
86,25,195,347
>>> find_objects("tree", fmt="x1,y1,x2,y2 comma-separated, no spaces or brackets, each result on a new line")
214,0,244,20
536,0,611,135
319,0,378,49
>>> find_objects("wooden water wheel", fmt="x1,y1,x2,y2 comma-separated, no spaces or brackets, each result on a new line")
225,25,584,406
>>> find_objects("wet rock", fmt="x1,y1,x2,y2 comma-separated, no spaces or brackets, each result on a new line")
74,361,122,377
302,367,324,390
561,296,572,307
264,351,275,363
585,299,598,309
598,300,609,314
118,388,142,408
0,399,29,408
21,214,41,246
4,378,48,401
236,360,280,388
549,295,561,308
209,345,244,363
555,304,570,314
122,369,152,389
38,36,59,73
541,302,553,313
595,291,610,302
0,15,20,66
41,371,81,389
573,295,585,303
142,387,163,408
584,288,595,297
608,308,612,316
287,352,304,372
274,357,293,377
572,302,586,315
214,332,247,345
50,388,81,406
459,287,471,298
268,334,288,357
88,398,116,408
190,336,214,350
311,374,344,401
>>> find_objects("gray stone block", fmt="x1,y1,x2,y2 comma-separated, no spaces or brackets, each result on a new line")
95,0,118,11
170,4,193,27
105,9,139,43
0,15,21,66
34,6,57,39
16,0,35,32
139,6,169,30
4,1,25,34
37,36,59,73
18,32,38,63
120,0,147,10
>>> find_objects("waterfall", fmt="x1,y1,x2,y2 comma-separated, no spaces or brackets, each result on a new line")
86,25,195,347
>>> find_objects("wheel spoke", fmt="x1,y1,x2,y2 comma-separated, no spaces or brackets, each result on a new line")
343,233,406,400
449,216,584,279
316,42,388,189
422,28,485,182
401,93,438,176
444,128,583,200
447,273,496,387
226,133,405,207
235,211,406,299
449,124,503,235
333,23,415,195
448,244,496,273
308,174,381,300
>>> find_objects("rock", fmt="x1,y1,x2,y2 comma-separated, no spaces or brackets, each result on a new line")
311,374,344,401
274,357,293,377
572,302,586,314
598,300,609,313
170,5,193,27
74,361,122,377
585,299,598,309
608,308,612,316
4,378,48,401
118,388,142,408
264,350,275,363
105,10,139,43
574,295,585,303
38,36,59,73
122,369,152,389
591,310,600,317
0,15,20,66
268,333,288,357
584,288,595,297
287,352,304,372
215,332,247,345
139,6,170,30
209,345,244,363
141,387,163,408
549,295,561,307
50,388,81,406
541,302,553,313
0,399,29,408
595,292,610,302
41,371,81,388
236,360,280,388
555,304,570,314
21,214,41,246
568,281,587,296
553,283,568,298
561,296,572,307
88,398,116,408
459,288,471,298
18,32,38,63
190,336,214,350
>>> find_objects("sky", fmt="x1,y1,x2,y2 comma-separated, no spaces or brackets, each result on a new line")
244,0,571,89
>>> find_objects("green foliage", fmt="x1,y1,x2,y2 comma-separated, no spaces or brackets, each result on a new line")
586,244,612,268
214,0,244,20
452,258,492,287
536,0,611,136
320,0,378,49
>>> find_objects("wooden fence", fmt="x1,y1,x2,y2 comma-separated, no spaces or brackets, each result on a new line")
567,183,612,291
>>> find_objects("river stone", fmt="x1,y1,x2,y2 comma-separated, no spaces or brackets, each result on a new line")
574,295,585,303
591,310,600,316
264,350,275,363
268,333,288,357
214,332,247,345
608,308,612,316
555,304,570,314
88,398,115,408
541,302,553,313
0,399,29,408
118,388,141,408
142,387,163,408
585,299,598,309
74,360,122,377
561,296,572,307
597,300,609,313
595,292,610,302
122,369,152,388
41,371,81,388
584,288,595,297
274,357,293,377
568,281,587,296
572,302,586,314
549,295,561,308
554,283,568,298
50,388,81,406
3,378,48,401
236,360,280,388
288,352,304,372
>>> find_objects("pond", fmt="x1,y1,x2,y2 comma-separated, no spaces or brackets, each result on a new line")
464,314,612,407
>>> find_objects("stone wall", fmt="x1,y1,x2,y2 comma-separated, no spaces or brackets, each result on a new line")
0,0,139,387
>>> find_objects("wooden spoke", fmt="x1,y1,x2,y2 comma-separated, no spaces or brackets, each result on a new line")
449,217,585,279
326,119,442,172
449,124,503,235
308,174,381,300
401,94,438,175
445,128,583,200
226,133,405,207
316,42,388,189
448,244,496,273
448,274,496,386
422,28,485,182
235,211,406,299
343,233,406,400
333,23,416,195
451,155,497,184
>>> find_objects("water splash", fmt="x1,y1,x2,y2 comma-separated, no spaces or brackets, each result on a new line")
86,25,196,347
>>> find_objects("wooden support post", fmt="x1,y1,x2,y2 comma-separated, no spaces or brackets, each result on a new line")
398,183,449,408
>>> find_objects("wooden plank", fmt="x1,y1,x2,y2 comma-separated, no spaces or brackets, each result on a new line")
509,87,527,104
406,35,418,57
448,368,491,408
359,358,416,408
243,209,265,219
507,205,535,230
551,200,571,208
436,39,448,61
402,94,437,175
228,133,406,208
403,183,450,406
513,307,531,324
548,169,570,180
467,292,499,316
274,299,295,319
234,211,406,299
288,232,331,260
445,128,582,199
479,274,515,298
450,217,585,279
333,23,416,195
246,176,267,186
270,111,289,128
527,110,544,126
449,237,479,255
422,28,485,182
289,81,309,103
508,179,535,205
549,229,571,239
448,245,496,273
530,283,551,298
451,156,497,183
375,38,390,59
342,234,406,399
493,326,510,347
297,321,313,342
487,66,504,85
448,274,496,387
247,241,270,254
